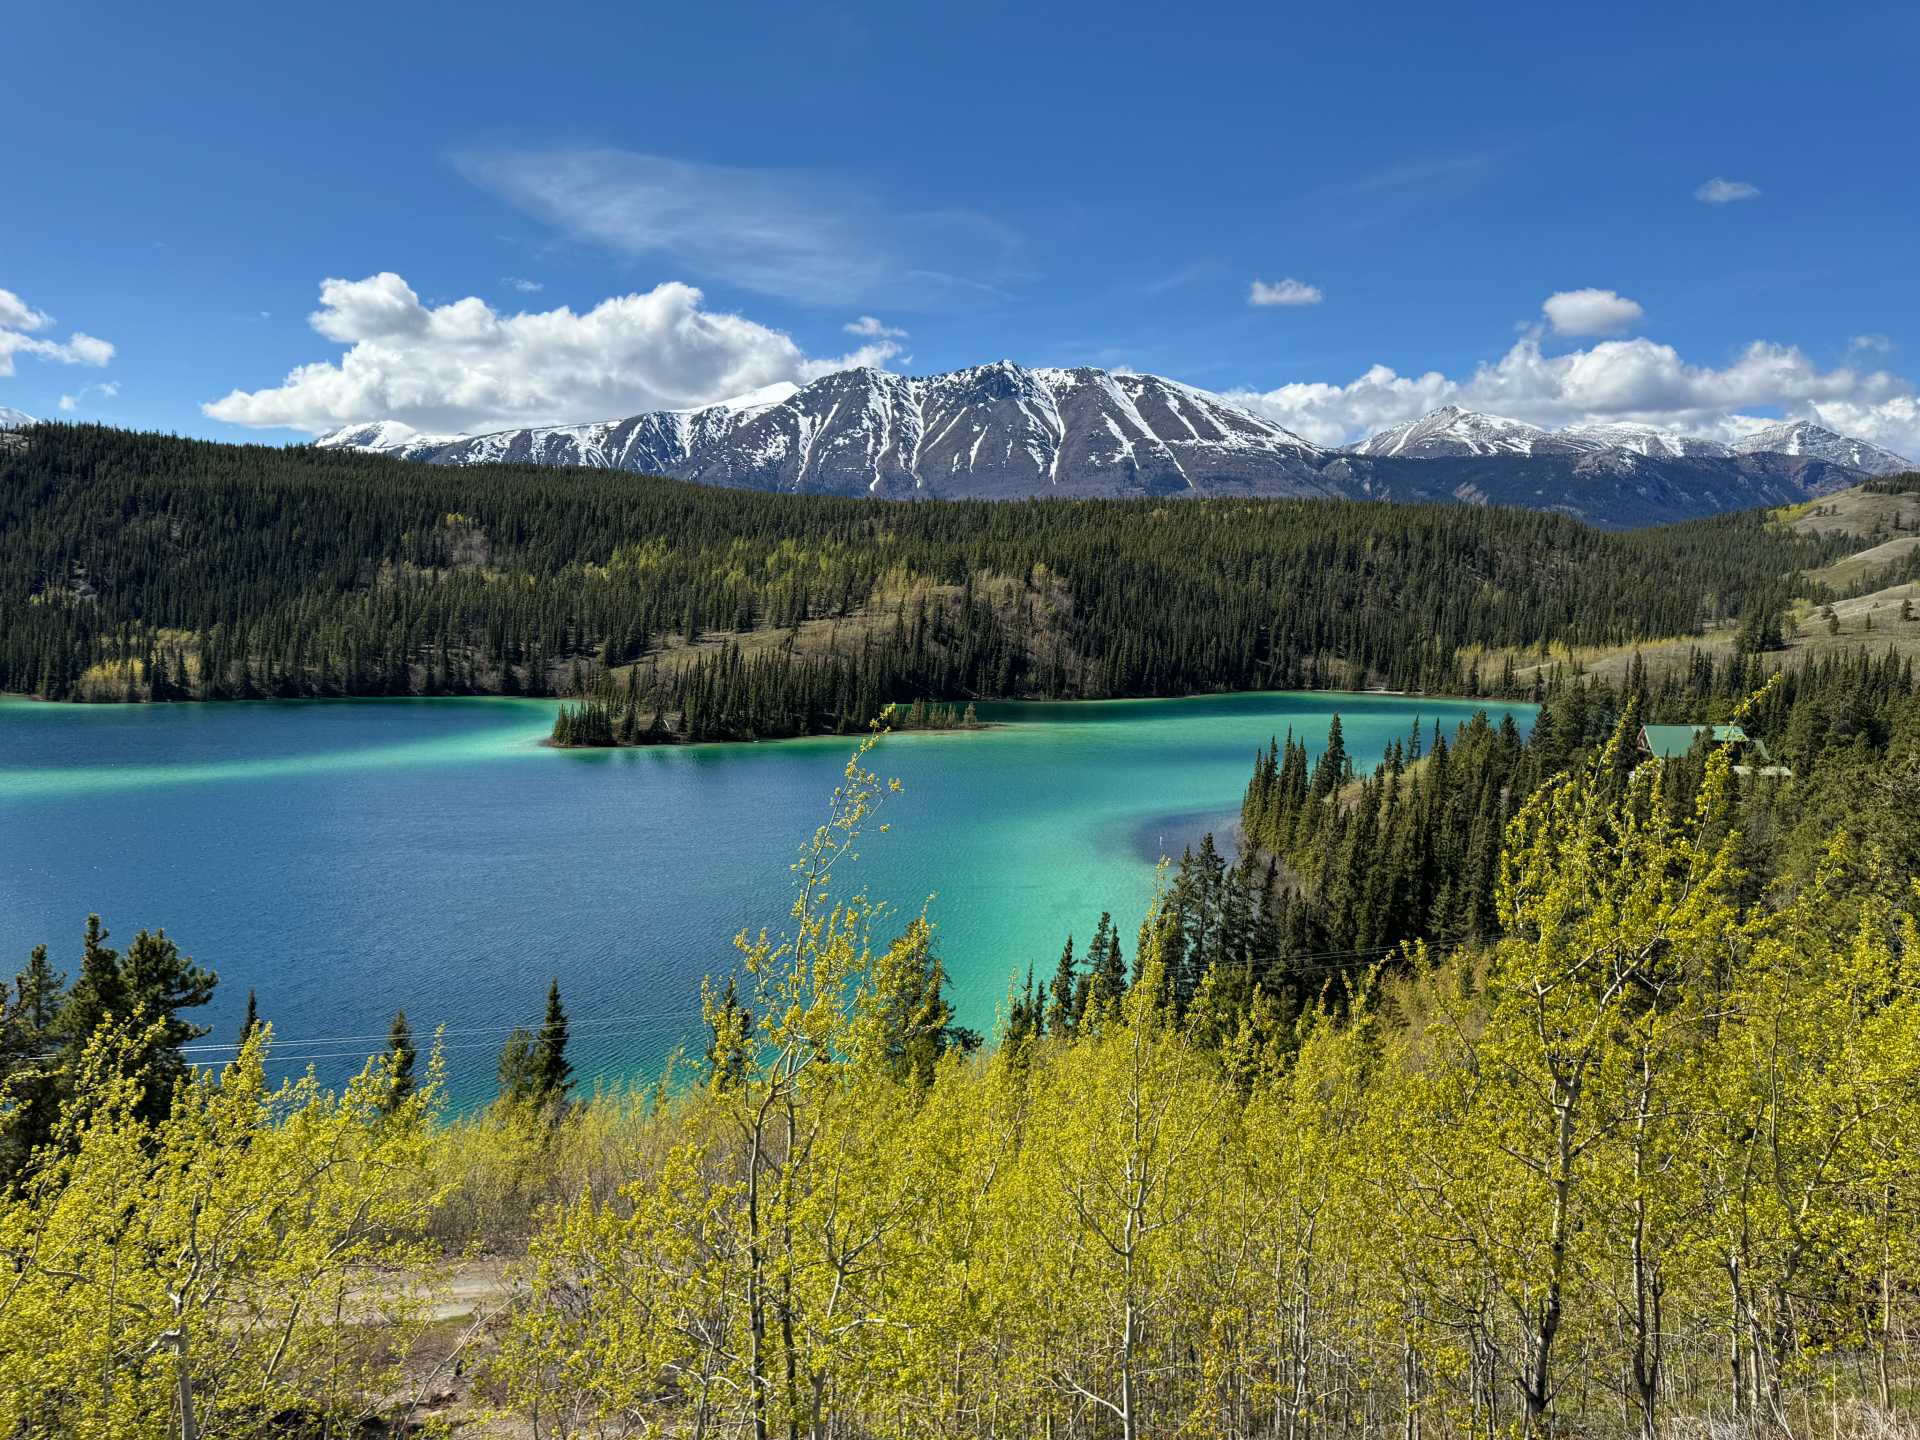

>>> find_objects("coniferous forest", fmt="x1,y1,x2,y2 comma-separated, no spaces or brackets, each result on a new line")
0,424,1854,739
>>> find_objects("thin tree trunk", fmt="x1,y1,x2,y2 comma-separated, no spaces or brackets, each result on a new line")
172,1321,198,1440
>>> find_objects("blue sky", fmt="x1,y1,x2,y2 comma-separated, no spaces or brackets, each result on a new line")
5,0,1918,452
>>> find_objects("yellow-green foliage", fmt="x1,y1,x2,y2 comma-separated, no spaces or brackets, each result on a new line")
0,1023,449,1438
487,727,1920,1439
10,725,1920,1438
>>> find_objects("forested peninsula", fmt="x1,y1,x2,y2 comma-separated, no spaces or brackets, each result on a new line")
0,423,1875,742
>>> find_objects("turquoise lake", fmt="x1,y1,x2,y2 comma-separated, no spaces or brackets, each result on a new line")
0,692,1532,1105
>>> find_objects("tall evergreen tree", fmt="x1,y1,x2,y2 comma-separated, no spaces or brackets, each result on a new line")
381,1009,417,1116
0,945,67,1181
496,1028,539,1109
533,979,573,1107
1046,936,1078,1037
54,916,215,1125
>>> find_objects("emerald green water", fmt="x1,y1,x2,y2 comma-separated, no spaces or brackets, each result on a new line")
0,692,1531,1104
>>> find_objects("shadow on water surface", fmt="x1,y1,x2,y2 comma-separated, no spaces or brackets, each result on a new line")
1127,809,1243,868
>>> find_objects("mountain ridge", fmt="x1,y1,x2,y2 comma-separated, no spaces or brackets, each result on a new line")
314,364,1913,526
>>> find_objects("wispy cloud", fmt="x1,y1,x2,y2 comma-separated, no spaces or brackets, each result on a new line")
502,276,544,294
1321,146,1510,200
56,380,120,413
0,285,115,377
455,146,1020,308
1249,278,1324,308
1139,262,1214,298
1695,177,1761,204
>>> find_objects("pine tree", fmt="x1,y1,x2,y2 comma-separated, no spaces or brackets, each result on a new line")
381,1009,417,1116
0,945,67,1180
534,979,573,1107
55,915,216,1125
496,1028,539,1108
238,988,259,1045
1046,936,1078,1037
1310,714,1347,800
1087,911,1127,1016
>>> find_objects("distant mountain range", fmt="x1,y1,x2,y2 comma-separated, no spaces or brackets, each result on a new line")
1344,404,1911,472
0,407,35,430
312,364,1917,527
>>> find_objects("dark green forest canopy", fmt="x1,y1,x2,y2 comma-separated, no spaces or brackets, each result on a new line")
0,424,1851,733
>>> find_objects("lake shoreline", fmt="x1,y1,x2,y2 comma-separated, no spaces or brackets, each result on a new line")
543,719,997,751
4,682,1524,749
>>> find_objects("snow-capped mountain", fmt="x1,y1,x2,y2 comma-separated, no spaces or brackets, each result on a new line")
317,372,1914,525
320,363,1335,500
1349,407,1917,474
1556,422,1731,460
1728,420,1912,477
1334,406,1912,523
0,406,35,430
1344,405,1572,459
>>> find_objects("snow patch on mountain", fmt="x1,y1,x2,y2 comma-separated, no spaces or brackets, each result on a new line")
1729,420,1911,476
1558,422,1731,460
1344,405,1558,459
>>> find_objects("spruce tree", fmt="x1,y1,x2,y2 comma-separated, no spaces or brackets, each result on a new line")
55,916,215,1125
0,945,67,1181
534,979,573,1107
382,1009,417,1116
1087,911,1127,1015
496,1028,538,1108
1046,936,1078,1037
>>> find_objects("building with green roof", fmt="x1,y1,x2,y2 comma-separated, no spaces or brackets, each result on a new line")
1637,723,1788,775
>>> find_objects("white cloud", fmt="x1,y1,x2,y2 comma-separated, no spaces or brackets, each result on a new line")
57,380,121,413
1249,278,1324,307
845,315,908,339
1696,177,1761,204
503,277,544,293
0,285,116,378
1851,333,1894,354
1542,288,1645,337
203,271,906,435
0,290,52,332
456,146,1019,307
1226,332,1920,457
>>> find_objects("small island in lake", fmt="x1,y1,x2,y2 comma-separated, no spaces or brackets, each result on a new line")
548,693,983,748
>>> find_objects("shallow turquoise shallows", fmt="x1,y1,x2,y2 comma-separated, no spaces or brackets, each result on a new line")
0,692,1531,1106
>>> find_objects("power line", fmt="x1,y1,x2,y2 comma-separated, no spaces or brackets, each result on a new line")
9,941,1484,1067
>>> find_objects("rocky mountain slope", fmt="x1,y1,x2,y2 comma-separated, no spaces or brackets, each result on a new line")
315,365,1913,526
321,363,1334,500
1728,419,1912,476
